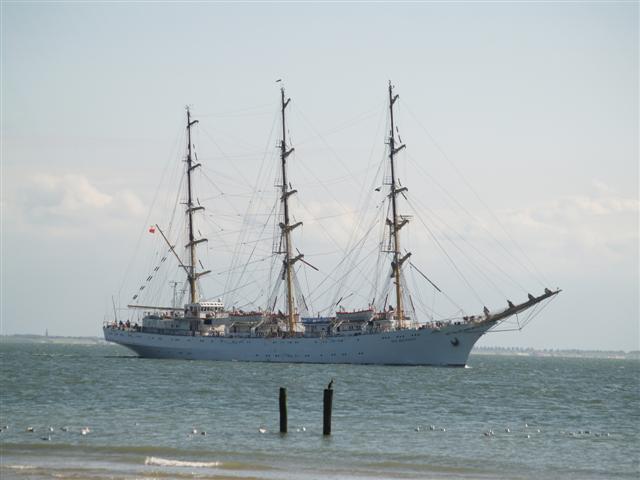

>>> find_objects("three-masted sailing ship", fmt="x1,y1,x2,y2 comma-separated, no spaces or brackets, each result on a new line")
104,83,560,365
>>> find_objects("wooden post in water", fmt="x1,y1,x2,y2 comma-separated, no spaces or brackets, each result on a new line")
323,383,334,435
279,387,287,434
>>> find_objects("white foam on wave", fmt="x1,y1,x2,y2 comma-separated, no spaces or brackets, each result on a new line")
6,464,37,470
145,456,221,468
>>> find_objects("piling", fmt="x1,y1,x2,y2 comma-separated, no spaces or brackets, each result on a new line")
323,388,333,435
279,387,287,433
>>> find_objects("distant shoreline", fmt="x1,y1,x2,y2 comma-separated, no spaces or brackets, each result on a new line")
0,334,106,345
1,334,638,359
473,346,639,360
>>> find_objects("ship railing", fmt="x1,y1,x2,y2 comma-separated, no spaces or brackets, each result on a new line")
140,328,196,336
103,321,142,332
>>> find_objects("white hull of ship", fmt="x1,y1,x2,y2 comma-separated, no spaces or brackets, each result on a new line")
103,322,495,366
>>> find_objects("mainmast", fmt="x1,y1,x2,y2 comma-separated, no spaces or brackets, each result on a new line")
184,107,208,304
278,86,303,333
387,82,409,328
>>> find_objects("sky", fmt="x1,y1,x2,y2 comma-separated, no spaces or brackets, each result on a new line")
1,2,638,351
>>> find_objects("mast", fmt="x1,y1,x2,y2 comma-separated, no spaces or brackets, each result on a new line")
184,107,208,305
278,86,302,333
387,82,409,328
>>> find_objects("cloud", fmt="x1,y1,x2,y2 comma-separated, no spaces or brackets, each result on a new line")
6,172,146,235
500,183,638,265
30,173,112,213
119,190,146,217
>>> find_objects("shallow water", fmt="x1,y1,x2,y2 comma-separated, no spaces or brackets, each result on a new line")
1,341,638,479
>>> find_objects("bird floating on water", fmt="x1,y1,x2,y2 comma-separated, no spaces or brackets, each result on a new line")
258,427,267,434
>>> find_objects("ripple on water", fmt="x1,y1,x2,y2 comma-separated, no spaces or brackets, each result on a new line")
0,343,638,480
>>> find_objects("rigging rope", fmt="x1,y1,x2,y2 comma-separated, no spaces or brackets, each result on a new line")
406,196,510,300
404,196,485,306
117,120,184,306
403,102,548,289
406,153,529,294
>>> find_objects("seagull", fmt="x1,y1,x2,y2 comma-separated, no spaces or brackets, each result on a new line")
440,428,446,432
26,427,34,433
41,435,51,441
505,428,511,433
429,425,435,431
48,426,54,432
191,428,198,435
200,431,207,436
415,426,421,432
60,426,69,432
258,427,267,434
80,427,91,436
525,434,531,439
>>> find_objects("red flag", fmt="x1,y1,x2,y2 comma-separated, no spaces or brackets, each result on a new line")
149,226,156,234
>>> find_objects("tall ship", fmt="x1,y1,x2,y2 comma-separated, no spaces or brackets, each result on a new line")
104,83,560,365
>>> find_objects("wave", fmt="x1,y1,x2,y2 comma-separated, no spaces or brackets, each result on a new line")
144,456,221,468
4,464,36,470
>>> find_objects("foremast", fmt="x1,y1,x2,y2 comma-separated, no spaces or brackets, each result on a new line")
184,107,209,305
278,86,303,333
387,82,410,329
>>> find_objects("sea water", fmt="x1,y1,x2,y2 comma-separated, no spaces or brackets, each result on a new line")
1,341,638,479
